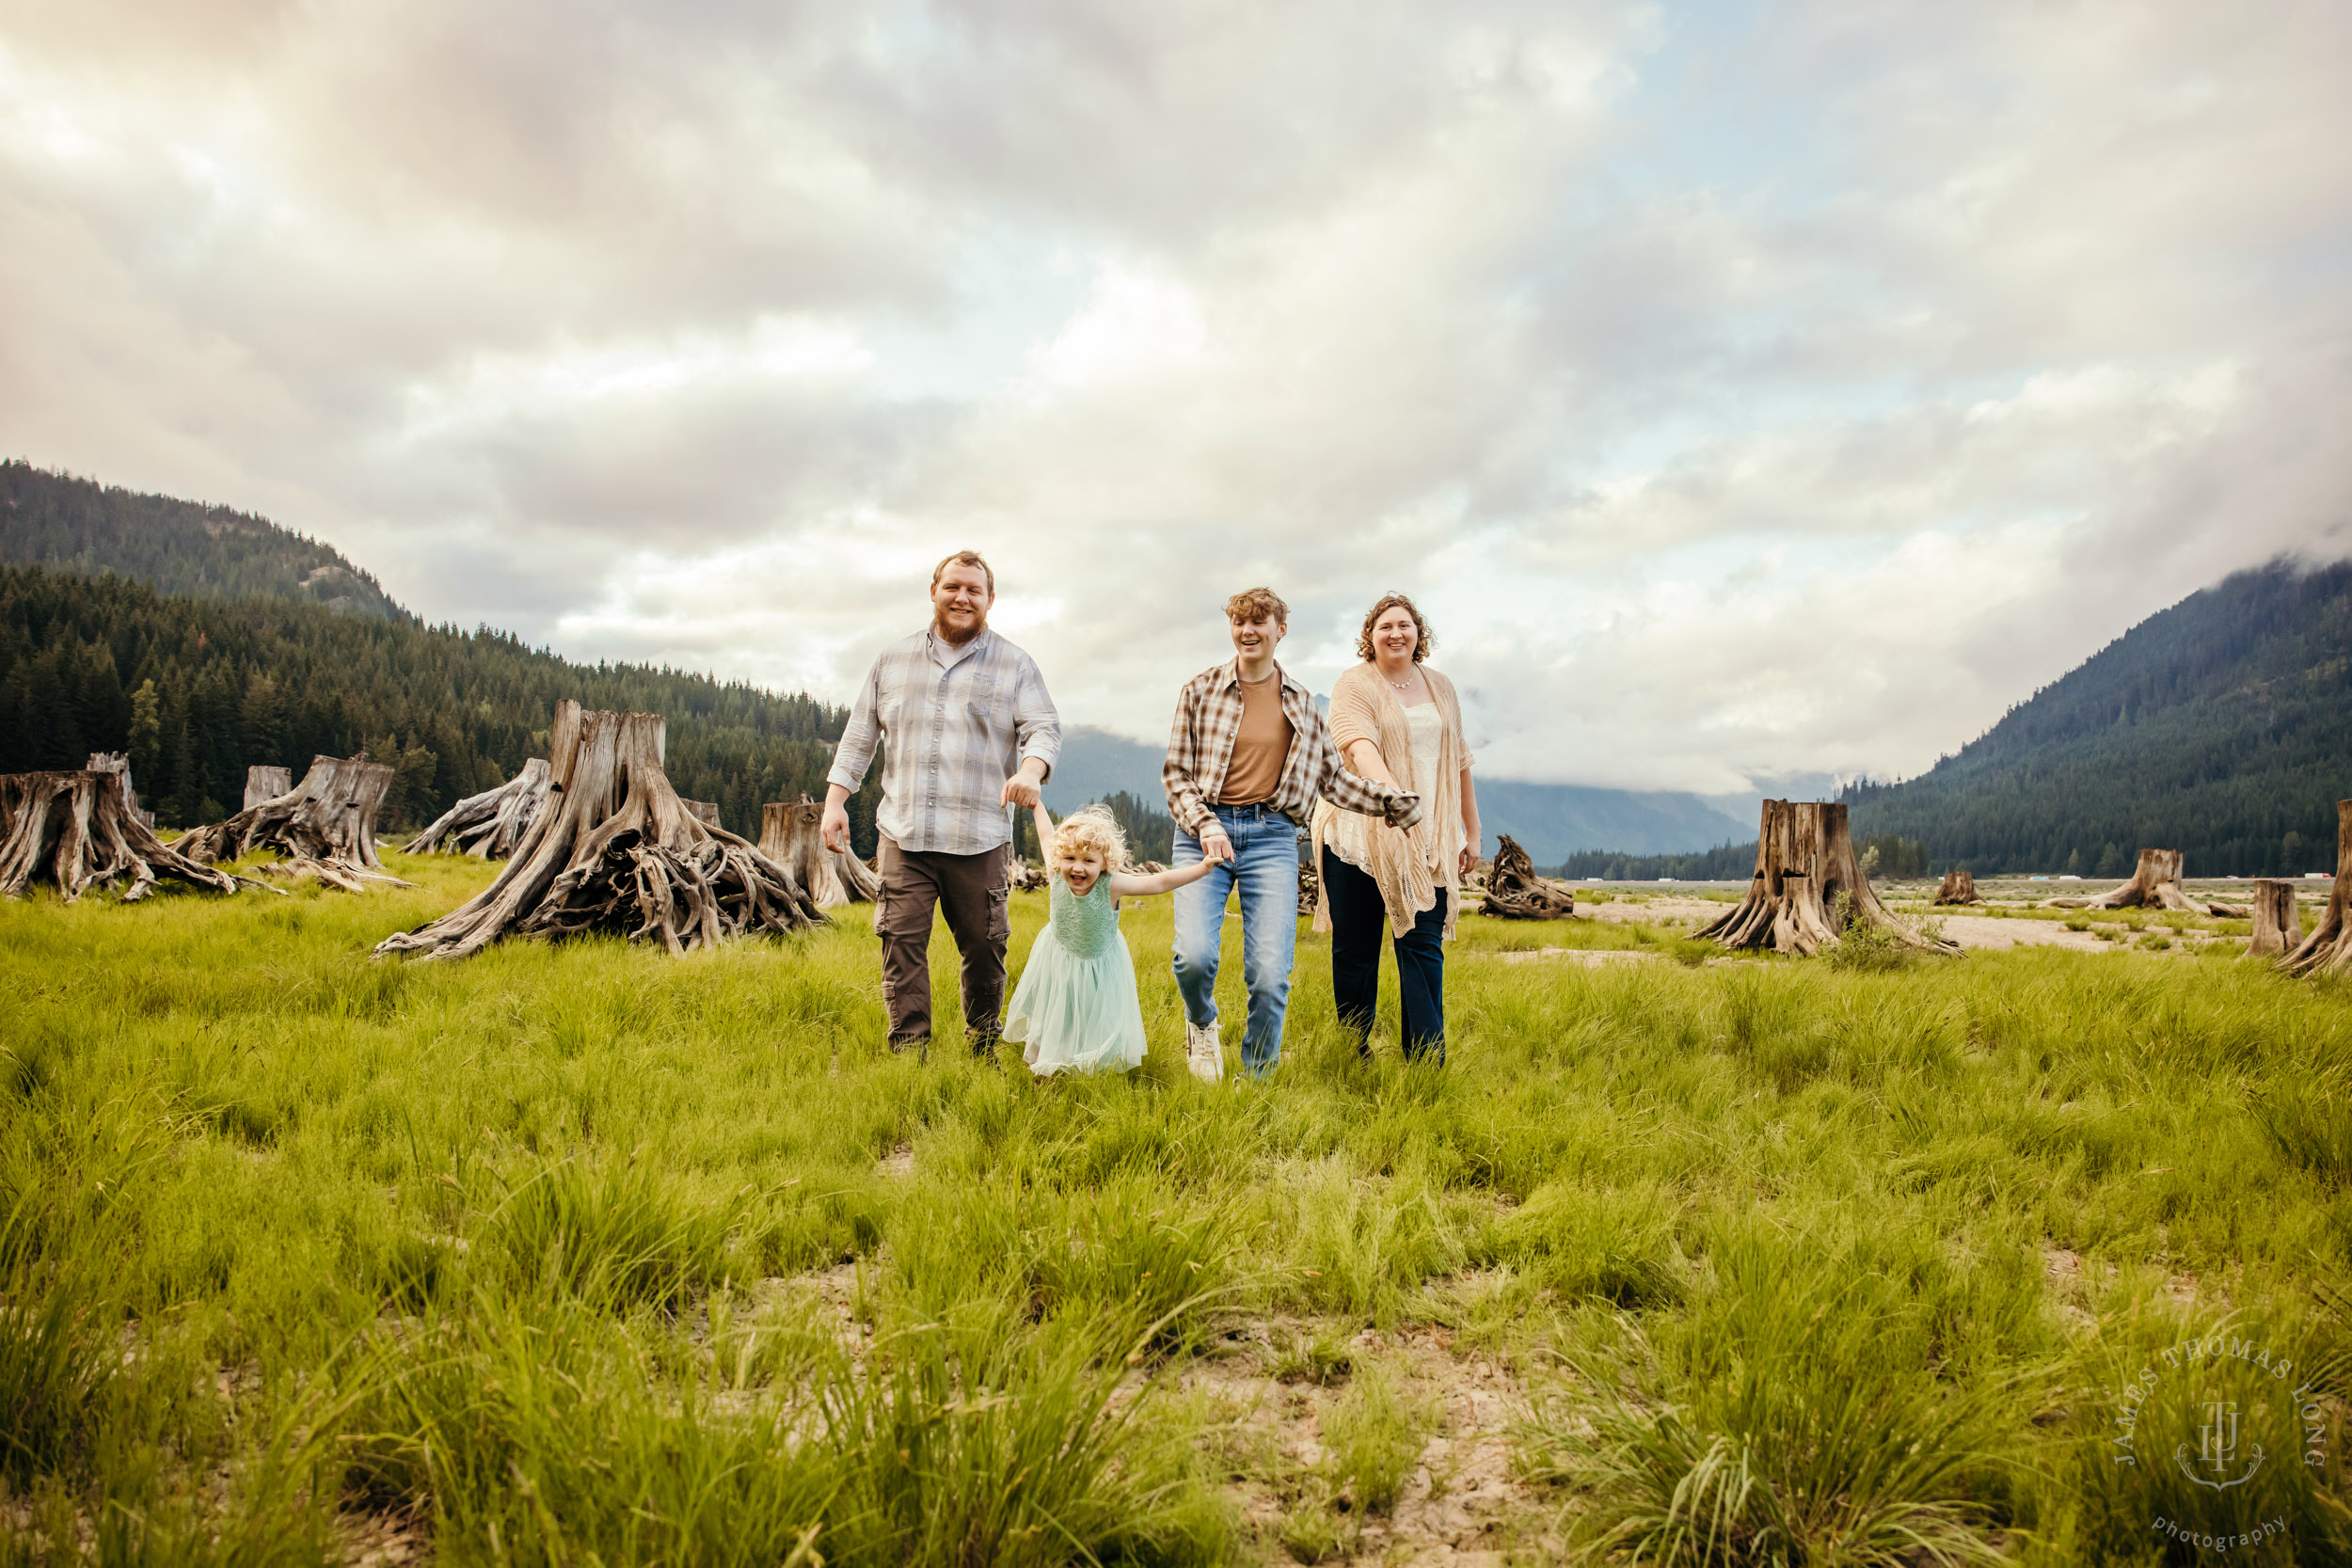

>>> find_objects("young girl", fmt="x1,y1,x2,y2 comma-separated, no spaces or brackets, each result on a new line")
1005,803,1218,1077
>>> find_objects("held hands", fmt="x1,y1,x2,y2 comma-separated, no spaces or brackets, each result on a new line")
1199,827,1236,865
999,759,1046,810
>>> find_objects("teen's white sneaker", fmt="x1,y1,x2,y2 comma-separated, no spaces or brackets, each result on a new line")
1184,1022,1225,1084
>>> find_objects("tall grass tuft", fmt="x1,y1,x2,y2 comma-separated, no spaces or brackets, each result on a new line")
1525,1226,2029,1566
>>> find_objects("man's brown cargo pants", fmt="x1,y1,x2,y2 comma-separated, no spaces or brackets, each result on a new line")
876,837,1011,1054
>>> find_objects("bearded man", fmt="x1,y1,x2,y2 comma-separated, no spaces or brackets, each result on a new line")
823,550,1060,1060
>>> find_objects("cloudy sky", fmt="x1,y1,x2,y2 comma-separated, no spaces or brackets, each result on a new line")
4,0,2348,792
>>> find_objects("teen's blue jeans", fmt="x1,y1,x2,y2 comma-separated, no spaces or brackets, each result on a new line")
1171,803,1300,1077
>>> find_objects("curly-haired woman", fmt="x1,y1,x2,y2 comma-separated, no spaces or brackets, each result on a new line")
1309,594,1481,1065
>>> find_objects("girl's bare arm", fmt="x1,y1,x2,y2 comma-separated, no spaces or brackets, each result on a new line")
1030,801,1057,858
1108,856,1218,898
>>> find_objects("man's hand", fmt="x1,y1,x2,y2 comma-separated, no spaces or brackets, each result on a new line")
820,794,852,854
999,758,1047,810
1200,827,1236,865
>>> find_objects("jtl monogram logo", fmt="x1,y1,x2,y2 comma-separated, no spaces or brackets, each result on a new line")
2177,1399,2265,1490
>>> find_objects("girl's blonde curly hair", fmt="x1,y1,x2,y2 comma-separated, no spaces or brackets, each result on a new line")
1050,805,1131,873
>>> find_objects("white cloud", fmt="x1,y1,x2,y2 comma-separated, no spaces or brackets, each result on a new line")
1,0,2347,795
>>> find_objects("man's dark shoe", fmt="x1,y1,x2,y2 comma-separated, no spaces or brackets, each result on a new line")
888,1035,930,1060
968,1030,1002,1068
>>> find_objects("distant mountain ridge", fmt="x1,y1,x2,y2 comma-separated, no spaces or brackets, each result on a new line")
1050,725,1755,863
1848,557,2352,877
0,461,405,620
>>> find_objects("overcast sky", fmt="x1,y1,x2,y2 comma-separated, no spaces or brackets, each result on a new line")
4,1,2347,791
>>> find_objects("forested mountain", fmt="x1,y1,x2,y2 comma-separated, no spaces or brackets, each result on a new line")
1847,558,2352,877
0,461,404,619
0,563,882,844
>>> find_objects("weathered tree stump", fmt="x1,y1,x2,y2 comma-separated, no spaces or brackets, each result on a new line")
756,796,881,910
174,753,410,892
410,759,551,858
1295,858,1320,917
1478,834,1577,920
1931,867,1981,906
87,751,157,830
2245,878,2304,960
1011,860,1053,893
1699,800,1958,957
2083,848,2199,912
243,766,293,810
375,702,826,960
0,769,247,901
681,799,723,831
2282,801,2352,978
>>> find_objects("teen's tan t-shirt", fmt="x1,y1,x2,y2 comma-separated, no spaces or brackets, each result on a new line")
1216,671,1295,804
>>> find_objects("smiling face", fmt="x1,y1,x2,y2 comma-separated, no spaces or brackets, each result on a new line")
1372,603,1420,664
931,561,993,642
1228,611,1286,662
1057,846,1106,895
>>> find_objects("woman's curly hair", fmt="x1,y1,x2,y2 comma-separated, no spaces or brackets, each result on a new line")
1050,805,1131,873
1355,593,1434,664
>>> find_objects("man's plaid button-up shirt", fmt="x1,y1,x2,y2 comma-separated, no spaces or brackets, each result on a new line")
1160,658,1419,839
827,626,1060,855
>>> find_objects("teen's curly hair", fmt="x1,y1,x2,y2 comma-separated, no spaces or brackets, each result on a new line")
1355,593,1434,664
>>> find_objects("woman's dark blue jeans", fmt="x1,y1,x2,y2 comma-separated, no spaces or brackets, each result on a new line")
1322,847,1448,1065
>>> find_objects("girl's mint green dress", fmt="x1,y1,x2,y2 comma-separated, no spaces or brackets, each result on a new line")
1006,874,1148,1076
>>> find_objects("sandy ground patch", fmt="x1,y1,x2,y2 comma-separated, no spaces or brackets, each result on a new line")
1931,915,2113,953
1571,897,1730,928
1184,1318,1558,1564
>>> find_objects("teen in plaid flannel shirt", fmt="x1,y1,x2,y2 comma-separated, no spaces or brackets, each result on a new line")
1160,587,1419,1080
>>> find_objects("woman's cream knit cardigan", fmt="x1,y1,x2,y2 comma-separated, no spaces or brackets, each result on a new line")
1309,662,1469,941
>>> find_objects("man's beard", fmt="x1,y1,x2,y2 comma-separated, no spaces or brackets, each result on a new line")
933,608,988,646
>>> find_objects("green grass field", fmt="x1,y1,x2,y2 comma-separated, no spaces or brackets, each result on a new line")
5,853,2350,1564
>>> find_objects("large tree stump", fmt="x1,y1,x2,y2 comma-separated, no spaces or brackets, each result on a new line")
0,770,246,901
2083,848,2200,912
375,702,826,960
174,753,410,893
756,797,880,910
2281,801,2352,979
1699,800,1958,957
2245,879,2304,960
1931,867,1981,906
410,759,552,858
244,766,293,810
681,799,723,831
1477,834,1577,920
87,751,156,829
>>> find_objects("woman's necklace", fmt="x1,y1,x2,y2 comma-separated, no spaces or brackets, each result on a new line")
1385,666,1419,693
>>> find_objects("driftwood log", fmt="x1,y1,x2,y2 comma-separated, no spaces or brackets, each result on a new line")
1478,834,1577,920
1931,867,1981,906
1011,860,1052,893
0,769,246,901
411,759,552,858
1295,857,1319,917
1700,800,1958,957
375,702,825,960
756,797,881,909
2245,878,2304,960
244,766,293,810
174,753,410,893
2282,801,2352,978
